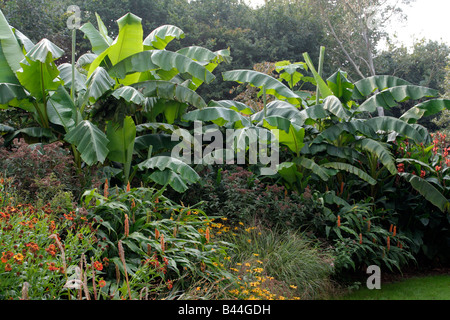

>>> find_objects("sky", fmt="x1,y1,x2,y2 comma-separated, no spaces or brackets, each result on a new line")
244,0,450,49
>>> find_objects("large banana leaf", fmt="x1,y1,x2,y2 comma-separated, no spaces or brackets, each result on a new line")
84,67,115,103
79,13,113,55
313,119,378,144
208,100,255,115
106,116,136,182
352,75,411,99
58,63,87,94
251,100,303,125
355,138,397,175
112,86,145,105
64,120,109,166
143,25,184,50
183,106,251,127
400,99,450,124
222,69,300,103
399,172,450,213
0,42,19,84
136,155,200,193
293,157,331,181
358,85,438,113
0,83,28,107
262,116,305,156
46,85,76,131
132,80,207,109
16,39,64,101
302,52,333,99
322,162,377,185
322,95,352,121
364,116,425,144
327,70,354,102
0,9,25,73
88,13,143,82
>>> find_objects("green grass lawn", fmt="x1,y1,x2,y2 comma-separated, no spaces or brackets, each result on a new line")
338,274,450,300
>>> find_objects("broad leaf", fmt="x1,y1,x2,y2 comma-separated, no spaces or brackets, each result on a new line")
0,9,25,73
46,85,76,131
106,116,136,182
108,51,158,79
327,69,354,102
84,67,115,103
143,25,185,50
132,80,207,109
222,69,300,103
183,106,251,127
400,99,450,124
112,86,145,105
322,162,376,185
208,100,255,115
399,172,450,213
262,117,305,156
322,95,352,121
352,75,411,100
355,138,397,175
293,157,331,181
358,85,438,113
64,120,109,166
364,116,425,144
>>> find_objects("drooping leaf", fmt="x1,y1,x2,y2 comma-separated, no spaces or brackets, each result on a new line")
364,116,425,144
293,157,331,181
107,50,158,79
262,117,305,156
322,162,376,185
64,120,109,166
399,172,450,213
400,99,450,124
327,69,354,102
46,85,76,131
183,106,251,127
0,10,25,73
302,52,333,99
251,100,303,125
208,100,255,115
25,38,64,63
352,75,412,100
84,67,115,103
143,25,185,50
355,138,397,175
4,127,54,144
0,83,28,106
322,95,352,120
79,22,111,55
132,80,207,109
106,116,136,182
58,63,87,94
358,85,438,113
112,86,145,105
222,69,300,103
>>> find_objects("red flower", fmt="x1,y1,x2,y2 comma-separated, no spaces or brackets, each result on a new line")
397,163,405,173
435,165,442,172
420,170,426,178
98,280,106,288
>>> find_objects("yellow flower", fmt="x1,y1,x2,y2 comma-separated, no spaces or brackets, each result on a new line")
252,253,259,257
290,285,298,289
13,253,24,262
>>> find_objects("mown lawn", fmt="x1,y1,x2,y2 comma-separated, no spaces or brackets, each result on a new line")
337,274,450,300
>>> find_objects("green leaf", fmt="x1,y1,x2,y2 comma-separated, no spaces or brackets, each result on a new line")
358,85,438,113
262,117,305,156
277,161,301,186
64,120,109,166
151,50,215,84
26,39,64,63
327,69,354,102
143,25,185,50
400,99,450,124
112,86,145,105
208,100,255,115
106,116,136,182
58,63,87,94
79,22,111,55
302,52,333,99
4,127,54,144
251,100,303,125
222,69,300,103
0,41,19,84
183,106,251,127
132,80,207,109
352,75,412,100
0,10,25,73
107,51,158,79
293,157,331,181
46,85,76,131
399,172,450,212
322,95,352,120
322,162,376,185
355,138,397,175
84,67,115,103
364,116,425,144
0,83,28,106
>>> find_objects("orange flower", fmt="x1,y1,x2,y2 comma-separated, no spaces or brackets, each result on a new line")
4,264,12,272
205,227,210,243
155,228,160,240
359,233,363,244
367,219,371,232
131,199,135,209
93,261,103,271
13,253,24,263
393,226,397,237
337,215,341,227
389,224,393,233
126,181,131,192
160,234,165,254
387,236,390,251
98,279,106,288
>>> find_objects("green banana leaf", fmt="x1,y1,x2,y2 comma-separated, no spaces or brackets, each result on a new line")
364,116,425,144
143,25,185,50
112,86,145,105
352,75,411,100
222,69,300,103
133,80,207,109
355,138,397,175
46,85,76,131
84,67,115,103
399,172,450,213
64,120,109,166
0,9,25,73
183,106,251,127
208,100,255,115
106,116,136,182
327,69,354,102
322,162,377,185
293,157,332,181
358,85,438,113
400,99,450,124
262,116,305,156
322,95,353,121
